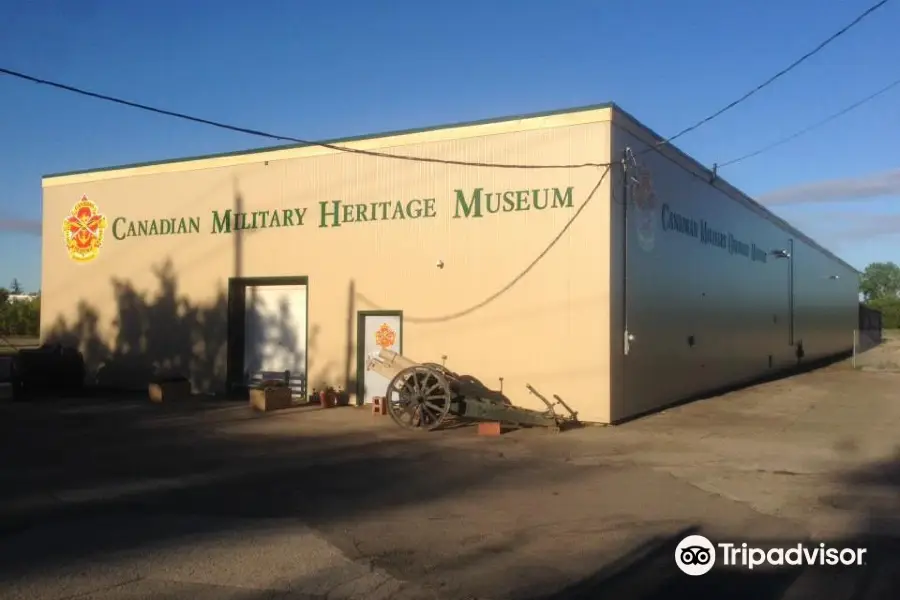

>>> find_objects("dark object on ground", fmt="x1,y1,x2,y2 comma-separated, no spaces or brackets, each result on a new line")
10,344,85,401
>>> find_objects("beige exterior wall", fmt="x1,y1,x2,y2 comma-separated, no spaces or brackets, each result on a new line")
608,111,859,422
42,108,616,422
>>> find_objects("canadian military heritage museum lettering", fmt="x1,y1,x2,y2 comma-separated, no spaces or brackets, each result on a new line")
109,185,576,241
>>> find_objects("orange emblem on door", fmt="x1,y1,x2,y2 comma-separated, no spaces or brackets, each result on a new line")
63,196,108,263
374,323,397,349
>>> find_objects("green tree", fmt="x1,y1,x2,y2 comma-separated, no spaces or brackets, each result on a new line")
0,290,40,337
8,279,22,294
868,297,900,330
859,261,900,302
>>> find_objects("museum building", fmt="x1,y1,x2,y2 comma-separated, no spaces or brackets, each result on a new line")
41,104,860,423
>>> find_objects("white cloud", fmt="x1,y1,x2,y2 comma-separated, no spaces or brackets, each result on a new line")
0,218,41,235
758,168,900,206
829,213,900,241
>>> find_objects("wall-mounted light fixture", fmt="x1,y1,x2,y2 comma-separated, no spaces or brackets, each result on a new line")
828,275,840,280
770,249,791,259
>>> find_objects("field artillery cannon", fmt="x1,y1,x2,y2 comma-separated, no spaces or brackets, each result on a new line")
365,349,579,432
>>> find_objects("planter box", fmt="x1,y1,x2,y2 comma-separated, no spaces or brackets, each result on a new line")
148,379,192,403
250,386,293,412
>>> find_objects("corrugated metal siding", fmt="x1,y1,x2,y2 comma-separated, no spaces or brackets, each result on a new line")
609,122,858,422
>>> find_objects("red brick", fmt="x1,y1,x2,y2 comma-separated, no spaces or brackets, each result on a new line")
478,422,503,436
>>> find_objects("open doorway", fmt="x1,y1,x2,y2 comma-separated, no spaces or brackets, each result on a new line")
227,276,309,399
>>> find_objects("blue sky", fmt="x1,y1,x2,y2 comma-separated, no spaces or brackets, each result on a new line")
1,0,898,293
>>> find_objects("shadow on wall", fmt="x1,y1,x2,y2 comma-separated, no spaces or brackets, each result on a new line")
45,259,326,396
46,260,227,393
242,286,300,389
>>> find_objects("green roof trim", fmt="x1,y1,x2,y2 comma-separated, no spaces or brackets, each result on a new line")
42,102,616,179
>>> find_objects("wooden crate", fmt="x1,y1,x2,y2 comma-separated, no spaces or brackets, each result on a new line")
249,385,293,412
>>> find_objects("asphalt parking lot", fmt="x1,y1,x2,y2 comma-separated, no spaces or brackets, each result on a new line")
0,349,898,599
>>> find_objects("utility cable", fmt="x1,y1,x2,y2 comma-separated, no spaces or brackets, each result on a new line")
718,74,900,168
0,66,610,170
641,0,892,154
2,2,888,170
355,165,612,323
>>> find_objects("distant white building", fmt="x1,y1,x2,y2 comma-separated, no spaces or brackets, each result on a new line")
6,294,37,303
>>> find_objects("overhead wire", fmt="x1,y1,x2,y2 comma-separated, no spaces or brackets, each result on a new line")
0,66,610,170
3,5,886,325
355,165,612,323
717,75,900,168
639,0,892,155
0,2,890,177
1,0,891,173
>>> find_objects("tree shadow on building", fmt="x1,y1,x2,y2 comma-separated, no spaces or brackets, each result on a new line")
44,258,309,398
242,286,306,394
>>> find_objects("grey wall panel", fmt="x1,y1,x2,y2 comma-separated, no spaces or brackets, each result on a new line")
609,123,858,421
791,237,859,360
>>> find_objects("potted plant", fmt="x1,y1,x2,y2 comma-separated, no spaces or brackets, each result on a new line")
319,385,347,408
335,385,349,407
250,378,293,412
148,374,192,403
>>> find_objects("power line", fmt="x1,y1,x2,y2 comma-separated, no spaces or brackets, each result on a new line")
0,66,610,171
718,75,900,168
1,1,889,171
642,0,892,154
356,166,612,323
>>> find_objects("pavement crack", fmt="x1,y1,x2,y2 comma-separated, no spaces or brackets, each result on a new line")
53,575,144,600
656,467,797,523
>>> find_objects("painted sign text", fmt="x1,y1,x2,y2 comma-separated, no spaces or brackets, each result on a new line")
108,186,576,240
660,203,768,263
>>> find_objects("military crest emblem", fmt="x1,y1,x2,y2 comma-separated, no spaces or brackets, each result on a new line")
374,323,397,349
63,195,108,263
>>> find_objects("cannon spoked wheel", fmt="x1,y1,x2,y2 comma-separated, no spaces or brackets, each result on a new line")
386,365,452,431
